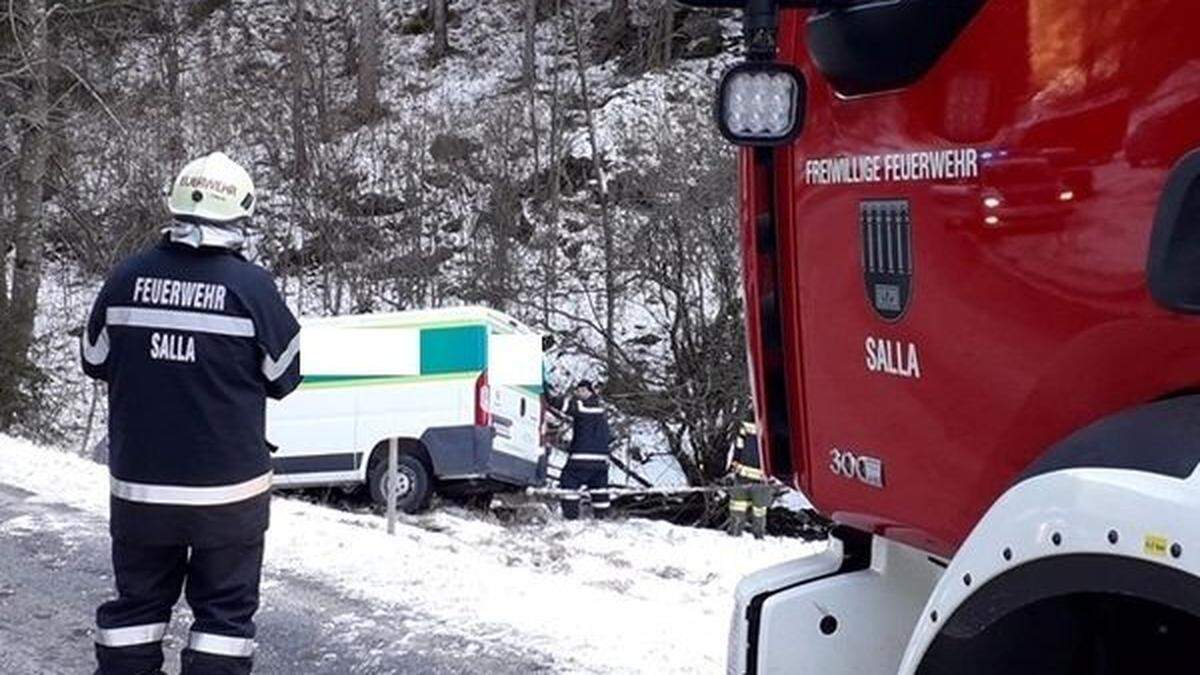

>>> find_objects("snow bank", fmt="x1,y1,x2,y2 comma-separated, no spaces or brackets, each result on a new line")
0,435,824,674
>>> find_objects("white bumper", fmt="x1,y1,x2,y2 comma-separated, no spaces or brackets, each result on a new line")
728,533,943,674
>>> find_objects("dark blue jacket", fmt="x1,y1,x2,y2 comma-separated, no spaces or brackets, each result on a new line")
564,394,611,456
82,239,301,546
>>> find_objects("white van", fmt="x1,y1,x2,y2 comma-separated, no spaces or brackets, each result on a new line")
266,306,549,512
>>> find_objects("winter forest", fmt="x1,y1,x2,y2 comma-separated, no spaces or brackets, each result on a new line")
0,0,749,483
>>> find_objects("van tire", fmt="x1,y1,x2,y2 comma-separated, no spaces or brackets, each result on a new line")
367,452,433,514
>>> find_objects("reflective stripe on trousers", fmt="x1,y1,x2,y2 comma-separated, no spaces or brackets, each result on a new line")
568,453,609,462
95,622,168,648
189,631,256,658
110,471,273,506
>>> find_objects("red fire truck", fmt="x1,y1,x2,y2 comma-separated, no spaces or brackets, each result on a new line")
683,0,1200,672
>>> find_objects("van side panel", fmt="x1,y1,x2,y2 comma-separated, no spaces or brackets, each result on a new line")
267,386,358,483
353,375,476,466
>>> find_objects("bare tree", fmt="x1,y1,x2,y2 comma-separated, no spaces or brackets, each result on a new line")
161,1,184,165
430,0,449,61
356,0,381,119
655,0,674,70
522,0,537,89
523,0,540,178
568,0,618,374
616,121,746,483
0,0,51,431
538,0,566,329
291,0,309,176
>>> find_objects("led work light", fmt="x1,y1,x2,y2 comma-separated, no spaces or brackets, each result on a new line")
715,63,806,146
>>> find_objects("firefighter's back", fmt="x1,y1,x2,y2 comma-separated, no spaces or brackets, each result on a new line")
105,245,273,491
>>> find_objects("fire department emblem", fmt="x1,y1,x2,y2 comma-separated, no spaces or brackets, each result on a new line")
860,200,913,321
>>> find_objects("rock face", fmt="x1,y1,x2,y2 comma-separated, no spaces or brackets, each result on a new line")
677,13,726,60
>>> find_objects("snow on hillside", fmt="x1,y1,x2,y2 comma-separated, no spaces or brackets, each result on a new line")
0,435,823,674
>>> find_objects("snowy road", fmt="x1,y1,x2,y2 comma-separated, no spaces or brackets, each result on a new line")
0,482,551,674
0,436,823,674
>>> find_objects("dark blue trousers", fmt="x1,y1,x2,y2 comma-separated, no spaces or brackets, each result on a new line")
95,538,263,675
560,456,610,519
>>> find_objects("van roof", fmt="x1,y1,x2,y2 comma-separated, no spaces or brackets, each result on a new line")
299,305,540,335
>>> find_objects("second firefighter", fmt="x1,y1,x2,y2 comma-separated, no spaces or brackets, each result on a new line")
559,380,612,519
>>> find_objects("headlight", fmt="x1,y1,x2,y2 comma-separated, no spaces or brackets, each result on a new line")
716,63,806,146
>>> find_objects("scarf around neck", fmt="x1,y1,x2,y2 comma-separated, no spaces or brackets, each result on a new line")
163,220,246,251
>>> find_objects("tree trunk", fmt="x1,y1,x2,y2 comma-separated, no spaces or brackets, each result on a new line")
0,0,50,431
314,5,332,141
430,0,449,61
658,0,673,70
569,2,617,373
523,0,540,178
540,0,564,329
356,0,380,118
162,1,184,165
522,0,537,89
291,0,309,176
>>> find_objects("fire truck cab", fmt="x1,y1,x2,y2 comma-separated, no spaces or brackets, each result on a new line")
684,0,1200,672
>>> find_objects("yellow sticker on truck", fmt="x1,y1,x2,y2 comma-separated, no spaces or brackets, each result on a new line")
1144,534,1170,557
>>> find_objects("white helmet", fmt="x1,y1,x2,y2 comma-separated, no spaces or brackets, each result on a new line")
167,152,255,224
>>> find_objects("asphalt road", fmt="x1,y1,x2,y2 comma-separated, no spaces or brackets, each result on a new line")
0,482,557,674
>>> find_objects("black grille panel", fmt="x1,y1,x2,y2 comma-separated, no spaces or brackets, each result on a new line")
861,200,913,321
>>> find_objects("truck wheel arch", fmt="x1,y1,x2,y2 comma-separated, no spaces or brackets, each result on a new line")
898,395,1200,674
914,555,1200,674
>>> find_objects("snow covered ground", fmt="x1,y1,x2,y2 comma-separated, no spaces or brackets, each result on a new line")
0,435,823,674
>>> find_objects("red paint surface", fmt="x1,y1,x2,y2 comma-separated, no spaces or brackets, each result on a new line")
744,0,1200,556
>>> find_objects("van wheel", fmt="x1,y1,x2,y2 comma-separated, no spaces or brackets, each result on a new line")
368,453,433,514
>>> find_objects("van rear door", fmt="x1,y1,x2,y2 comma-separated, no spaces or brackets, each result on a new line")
485,330,548,483
491,386,543,465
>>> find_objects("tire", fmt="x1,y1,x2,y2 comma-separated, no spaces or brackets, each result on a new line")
367,452,433,514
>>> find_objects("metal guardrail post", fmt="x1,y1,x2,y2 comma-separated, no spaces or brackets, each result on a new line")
387,437,398,534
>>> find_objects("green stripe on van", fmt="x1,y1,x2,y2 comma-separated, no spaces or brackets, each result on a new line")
420,325,487,375
300,371,480,390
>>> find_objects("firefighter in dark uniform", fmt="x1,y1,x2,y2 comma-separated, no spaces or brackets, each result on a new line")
726,420,773,539
559,380,612,519
81,152,302,675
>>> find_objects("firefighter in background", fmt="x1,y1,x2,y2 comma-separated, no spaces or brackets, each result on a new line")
726,420,773,539
81,152,302,675
559,380,613,519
